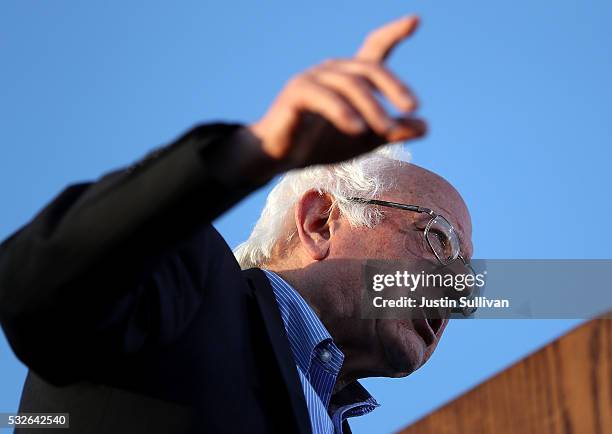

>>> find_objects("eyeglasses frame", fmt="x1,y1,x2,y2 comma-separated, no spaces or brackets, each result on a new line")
347,197,479,317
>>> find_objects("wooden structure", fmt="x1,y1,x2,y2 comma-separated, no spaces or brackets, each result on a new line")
398,318,611,434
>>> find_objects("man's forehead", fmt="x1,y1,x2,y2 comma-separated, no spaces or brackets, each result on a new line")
382,163,473,241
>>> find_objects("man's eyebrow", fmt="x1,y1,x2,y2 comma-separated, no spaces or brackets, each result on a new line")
411,214,432,225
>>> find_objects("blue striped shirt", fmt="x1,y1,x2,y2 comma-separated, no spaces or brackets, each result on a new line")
263,270,379,433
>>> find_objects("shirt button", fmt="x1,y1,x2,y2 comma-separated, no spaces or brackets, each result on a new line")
319,349,332,364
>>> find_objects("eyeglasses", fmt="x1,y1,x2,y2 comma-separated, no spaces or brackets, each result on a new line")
348,197,478,316
348,197,471,266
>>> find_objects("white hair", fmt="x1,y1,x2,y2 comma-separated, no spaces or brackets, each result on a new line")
233,145,410,269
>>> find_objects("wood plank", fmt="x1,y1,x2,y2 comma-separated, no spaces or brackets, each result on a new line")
397,318,611,434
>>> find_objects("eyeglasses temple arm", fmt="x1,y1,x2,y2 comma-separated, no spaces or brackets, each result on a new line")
347,197,428,214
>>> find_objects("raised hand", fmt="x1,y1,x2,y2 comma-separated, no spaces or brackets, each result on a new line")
248,16,427,169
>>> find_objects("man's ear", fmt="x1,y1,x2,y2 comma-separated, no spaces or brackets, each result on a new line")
294,190,339,261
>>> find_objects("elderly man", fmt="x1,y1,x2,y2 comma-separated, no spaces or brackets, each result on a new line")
0,16,472,434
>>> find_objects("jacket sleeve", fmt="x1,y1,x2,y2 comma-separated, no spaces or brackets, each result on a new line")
0,123,268,385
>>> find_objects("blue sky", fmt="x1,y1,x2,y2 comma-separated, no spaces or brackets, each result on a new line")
1,1,609,432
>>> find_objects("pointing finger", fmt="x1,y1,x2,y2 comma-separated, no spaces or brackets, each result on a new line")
355,15,420,63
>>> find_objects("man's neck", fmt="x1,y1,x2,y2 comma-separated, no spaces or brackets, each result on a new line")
266,266,380,385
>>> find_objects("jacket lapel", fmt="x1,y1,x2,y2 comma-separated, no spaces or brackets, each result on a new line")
243,268,312,434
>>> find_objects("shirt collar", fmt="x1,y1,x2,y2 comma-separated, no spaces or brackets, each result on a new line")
263,269,334,373
330,381,380,425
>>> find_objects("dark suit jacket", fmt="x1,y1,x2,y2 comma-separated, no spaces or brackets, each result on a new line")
0,124,335,433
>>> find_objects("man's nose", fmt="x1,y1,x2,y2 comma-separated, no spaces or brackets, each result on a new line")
443,259,476,297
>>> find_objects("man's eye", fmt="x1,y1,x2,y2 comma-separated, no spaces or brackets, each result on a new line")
430,231,446,247
428,231,454,259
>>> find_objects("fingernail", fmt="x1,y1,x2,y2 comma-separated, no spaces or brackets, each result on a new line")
403,93,418,110
414,120,427,135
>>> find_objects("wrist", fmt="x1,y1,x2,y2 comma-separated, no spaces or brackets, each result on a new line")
208,126,287,188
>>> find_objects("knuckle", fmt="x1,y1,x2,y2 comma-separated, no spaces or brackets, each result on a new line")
360,63,383,79
335,106,357,122
304,66,321,78
353,60,388,80
365,62,390,79
321,58,338,68
286,73,309,89
341,73,367,89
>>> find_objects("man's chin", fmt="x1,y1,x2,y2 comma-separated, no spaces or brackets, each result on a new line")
377,320,427,375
